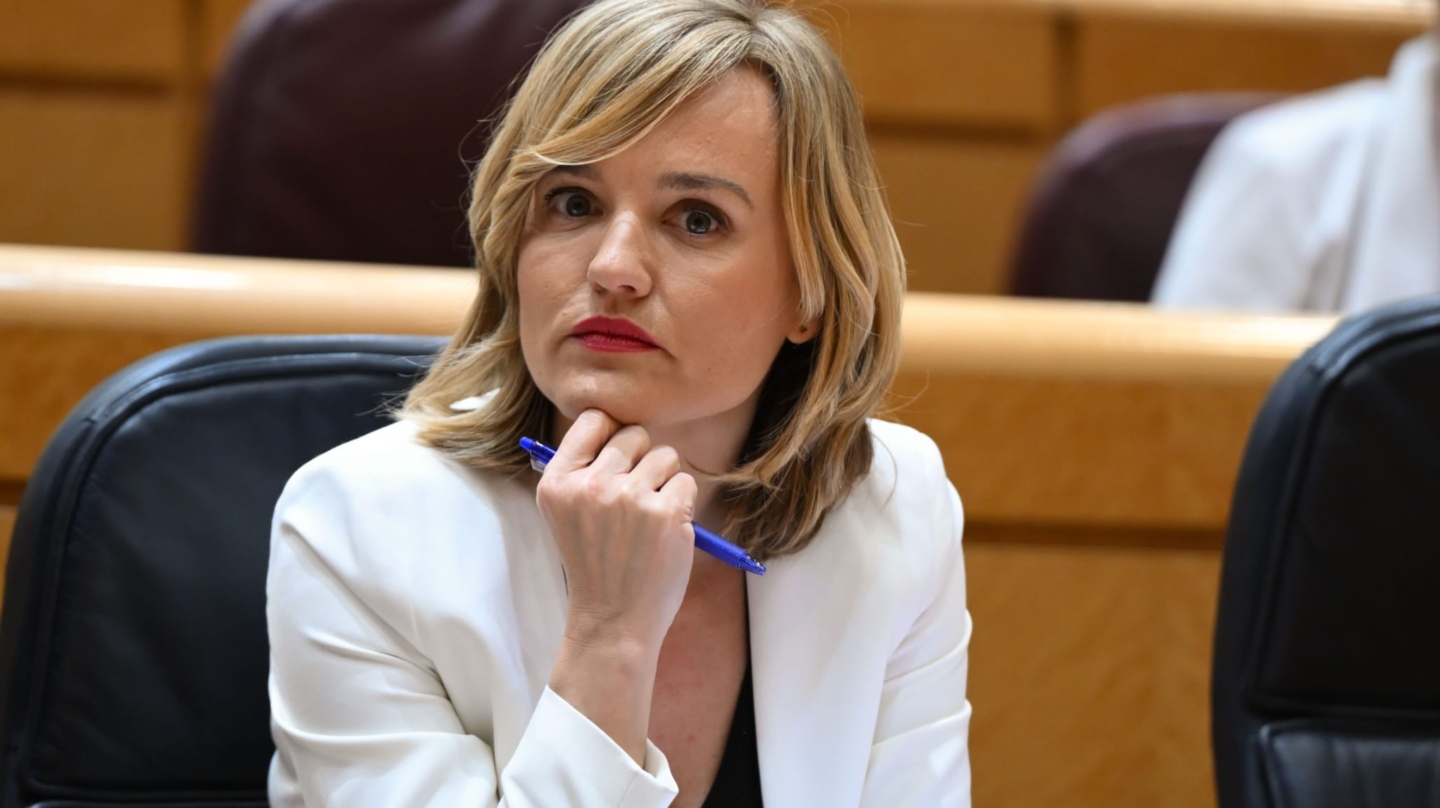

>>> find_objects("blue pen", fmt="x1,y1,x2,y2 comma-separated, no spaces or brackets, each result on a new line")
520,437,766,575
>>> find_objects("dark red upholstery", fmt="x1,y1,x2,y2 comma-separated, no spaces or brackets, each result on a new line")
192,0,590,267
1009,93,1282,302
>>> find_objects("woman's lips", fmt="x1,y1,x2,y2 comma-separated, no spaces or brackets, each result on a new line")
570,316,661,353
574,333,660,352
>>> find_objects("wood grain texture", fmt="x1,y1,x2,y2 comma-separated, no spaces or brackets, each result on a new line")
872,137,1045,295
0,327,189,481
893,373,1270,530
0,0,186,83
803,0,1057,130
965,536,1222,808
0,92,188,250
1067,0,1432,29
1074,13,1419,116
0,246,473,335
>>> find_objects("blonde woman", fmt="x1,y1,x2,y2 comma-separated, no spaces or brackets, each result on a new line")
265,1,971,806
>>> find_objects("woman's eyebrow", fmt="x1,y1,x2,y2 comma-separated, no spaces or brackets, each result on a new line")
659,171,753,209
548,165,598,181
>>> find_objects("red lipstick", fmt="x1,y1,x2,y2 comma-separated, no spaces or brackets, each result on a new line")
569,316,661,353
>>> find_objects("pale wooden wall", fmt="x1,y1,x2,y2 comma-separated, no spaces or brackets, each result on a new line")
0,244,1337,808
0,0,1428,292
0,1,250,251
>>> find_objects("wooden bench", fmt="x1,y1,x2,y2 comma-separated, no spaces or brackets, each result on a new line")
0,243,1337,807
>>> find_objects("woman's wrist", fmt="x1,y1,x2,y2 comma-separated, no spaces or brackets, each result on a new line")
561,607,666,662
549,616,663,765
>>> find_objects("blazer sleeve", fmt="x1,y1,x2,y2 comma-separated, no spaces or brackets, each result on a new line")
267,459,680,808
859,456,972,807
1150,122,1315,312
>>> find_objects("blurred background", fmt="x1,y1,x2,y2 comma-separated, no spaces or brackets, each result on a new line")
0,0,1429,296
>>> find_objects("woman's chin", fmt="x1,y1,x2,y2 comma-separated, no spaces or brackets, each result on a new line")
548,388,656,428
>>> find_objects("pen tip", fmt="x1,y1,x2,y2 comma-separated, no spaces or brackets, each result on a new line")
519,437,535,452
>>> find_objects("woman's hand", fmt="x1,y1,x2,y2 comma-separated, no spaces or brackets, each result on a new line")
538,408,698,763
538,408,698,646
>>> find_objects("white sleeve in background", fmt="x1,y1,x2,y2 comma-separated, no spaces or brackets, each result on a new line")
266,460,679,808
1151,83,1378,313
1151,125,1315,312
859,448,972,807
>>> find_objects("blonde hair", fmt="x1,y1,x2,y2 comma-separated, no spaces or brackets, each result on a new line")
403,0,904,560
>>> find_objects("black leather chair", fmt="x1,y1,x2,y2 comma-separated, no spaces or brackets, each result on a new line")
1009,93,1281,302
0,335,444,808
1213,296,1440,808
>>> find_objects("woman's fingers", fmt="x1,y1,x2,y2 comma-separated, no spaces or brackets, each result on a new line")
658,470,698,519
630,444,683,491
536,417,698,651
547,409,621,473
591,425,651,474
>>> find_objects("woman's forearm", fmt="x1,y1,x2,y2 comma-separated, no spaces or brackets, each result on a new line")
548,618,663,765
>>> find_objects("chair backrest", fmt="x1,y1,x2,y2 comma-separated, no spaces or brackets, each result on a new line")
1212,296,1440,808
0,335,445,808
191,0,588,267
1009,93,1281,302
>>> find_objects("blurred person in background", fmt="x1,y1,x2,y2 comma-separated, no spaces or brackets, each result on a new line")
1152,21,1440,313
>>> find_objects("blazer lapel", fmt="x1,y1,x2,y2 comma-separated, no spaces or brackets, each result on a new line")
747,512,895,807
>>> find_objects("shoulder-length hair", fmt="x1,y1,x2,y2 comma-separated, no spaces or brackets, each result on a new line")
403,0,905,560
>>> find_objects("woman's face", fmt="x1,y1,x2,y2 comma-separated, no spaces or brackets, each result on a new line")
517,67,813,433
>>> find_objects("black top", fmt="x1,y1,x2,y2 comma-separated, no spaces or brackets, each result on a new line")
699,664,764,807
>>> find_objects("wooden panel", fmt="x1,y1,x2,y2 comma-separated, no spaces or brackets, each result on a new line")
805,0,1057,130
894,372,1269,529
0,91,189,250
966,536,1222,808
0,0,186,83
1076,13,1420,116
1069,0,1433,29
872,136,1045,295
0,328,189,481
202,0,257,79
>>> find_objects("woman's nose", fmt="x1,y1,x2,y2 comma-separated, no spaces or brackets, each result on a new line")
586,213,653,298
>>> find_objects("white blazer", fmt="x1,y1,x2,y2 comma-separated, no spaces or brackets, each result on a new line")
1152,36,1440,313
266,416,971,807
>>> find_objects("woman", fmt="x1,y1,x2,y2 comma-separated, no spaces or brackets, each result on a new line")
266,1,971,806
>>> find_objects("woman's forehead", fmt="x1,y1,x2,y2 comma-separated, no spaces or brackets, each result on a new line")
578,68,780,190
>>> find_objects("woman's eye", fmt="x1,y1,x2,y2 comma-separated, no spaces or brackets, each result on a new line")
563,194,592,218
544,189,593,219
683,209,718,235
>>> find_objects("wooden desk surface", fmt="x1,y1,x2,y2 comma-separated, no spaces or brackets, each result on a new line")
0,244,1329,380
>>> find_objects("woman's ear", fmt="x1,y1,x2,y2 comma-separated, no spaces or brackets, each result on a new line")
787,317,820,345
